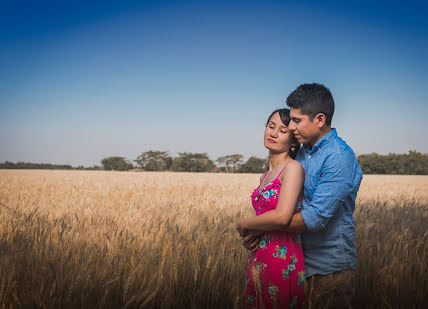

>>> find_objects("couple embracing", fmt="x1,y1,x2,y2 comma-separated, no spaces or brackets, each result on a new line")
236,83,363,309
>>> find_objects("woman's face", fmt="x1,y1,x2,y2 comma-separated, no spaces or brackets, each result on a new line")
264,112,293,153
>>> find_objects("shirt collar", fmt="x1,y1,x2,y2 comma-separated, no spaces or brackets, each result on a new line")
304,128,337,154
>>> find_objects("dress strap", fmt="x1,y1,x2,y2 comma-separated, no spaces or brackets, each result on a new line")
277,166,286,179
260,171,269,184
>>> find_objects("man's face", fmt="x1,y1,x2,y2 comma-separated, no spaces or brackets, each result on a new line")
288,108,321,145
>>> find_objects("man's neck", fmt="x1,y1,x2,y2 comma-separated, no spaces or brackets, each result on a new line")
310,127,332,147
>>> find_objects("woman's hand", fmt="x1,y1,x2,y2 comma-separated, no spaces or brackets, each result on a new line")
242,230,263,251
236,220,249,237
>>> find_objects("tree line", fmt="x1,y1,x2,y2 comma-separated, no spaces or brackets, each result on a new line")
101,152,268,173
0,161,100,170
1,150,427,174
357,151,428,175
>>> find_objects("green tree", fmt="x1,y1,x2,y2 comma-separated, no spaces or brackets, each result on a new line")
84,165,102,170
171,152,216,172
135,151,173,171
216,154,243,173
238,156,268,173
357,151,428,175
101,157,133,171
0,161,73,170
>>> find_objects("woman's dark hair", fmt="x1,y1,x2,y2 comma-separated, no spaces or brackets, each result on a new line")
266,108,301,159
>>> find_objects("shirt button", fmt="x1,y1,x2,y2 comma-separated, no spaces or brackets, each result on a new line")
308,155,311,158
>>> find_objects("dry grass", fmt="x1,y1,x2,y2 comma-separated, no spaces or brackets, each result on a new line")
0,170,427,308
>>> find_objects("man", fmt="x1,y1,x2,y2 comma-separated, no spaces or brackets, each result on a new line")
243,83,363,308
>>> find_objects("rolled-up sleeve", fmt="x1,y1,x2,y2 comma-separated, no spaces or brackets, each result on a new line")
301,153,356,232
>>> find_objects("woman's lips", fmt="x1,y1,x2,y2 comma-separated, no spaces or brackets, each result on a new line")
268,139,276,143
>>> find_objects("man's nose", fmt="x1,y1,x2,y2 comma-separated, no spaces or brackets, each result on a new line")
288,120,296,131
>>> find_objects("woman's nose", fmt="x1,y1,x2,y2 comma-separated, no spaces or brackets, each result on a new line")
270,130,278,137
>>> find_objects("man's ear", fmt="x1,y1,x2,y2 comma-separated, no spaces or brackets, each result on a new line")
314,113,326,128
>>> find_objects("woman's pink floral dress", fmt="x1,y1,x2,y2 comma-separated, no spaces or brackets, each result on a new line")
244,171,306,309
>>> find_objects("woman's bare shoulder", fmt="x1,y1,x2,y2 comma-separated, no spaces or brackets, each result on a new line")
281,160,304,181
287,159,303,171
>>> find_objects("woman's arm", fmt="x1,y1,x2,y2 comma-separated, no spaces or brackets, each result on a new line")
238,161,304,231
282,212,308,233
236,171,269,237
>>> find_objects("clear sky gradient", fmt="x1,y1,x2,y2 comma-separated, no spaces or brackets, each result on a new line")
1,0,427,166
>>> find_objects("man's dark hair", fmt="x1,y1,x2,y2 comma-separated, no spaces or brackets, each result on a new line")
286,83,335,126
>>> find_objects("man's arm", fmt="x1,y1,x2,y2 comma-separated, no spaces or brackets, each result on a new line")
241,154,357,235
240,214,306,251
293,153,360,232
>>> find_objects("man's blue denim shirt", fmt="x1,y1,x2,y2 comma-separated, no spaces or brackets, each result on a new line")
296,128,363,277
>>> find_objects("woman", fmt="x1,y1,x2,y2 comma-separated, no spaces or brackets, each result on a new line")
237,108,306,309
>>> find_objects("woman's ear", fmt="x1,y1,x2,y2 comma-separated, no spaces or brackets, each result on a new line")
290,139,298,151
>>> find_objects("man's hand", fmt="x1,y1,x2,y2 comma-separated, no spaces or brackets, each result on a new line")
242,230,263,251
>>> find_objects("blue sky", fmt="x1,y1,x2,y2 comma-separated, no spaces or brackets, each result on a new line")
1,0,427,166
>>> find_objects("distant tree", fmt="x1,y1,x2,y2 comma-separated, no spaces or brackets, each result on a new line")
89,165,102,170
0,161,16,169
357,151,428,175
216,154,244,173
74,165,101,170
135,151,173,171
357,153,385,174
171,152,216,172
403,151,428,174
238,156,268,173
0,161,73,170
101,157,133,171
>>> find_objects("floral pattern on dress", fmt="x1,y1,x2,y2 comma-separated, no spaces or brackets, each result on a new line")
298,271,305,286
255,261,268,273
252,253,257,263
295,200,302,210
263,188,278,200
245,294,255,306
251,181,281,208
282,254,298,279
268,284,279,302
272,245,287,259
244,170,306,308
259,234,273,250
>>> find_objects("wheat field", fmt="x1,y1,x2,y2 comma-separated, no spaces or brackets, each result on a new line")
0,170,427,308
